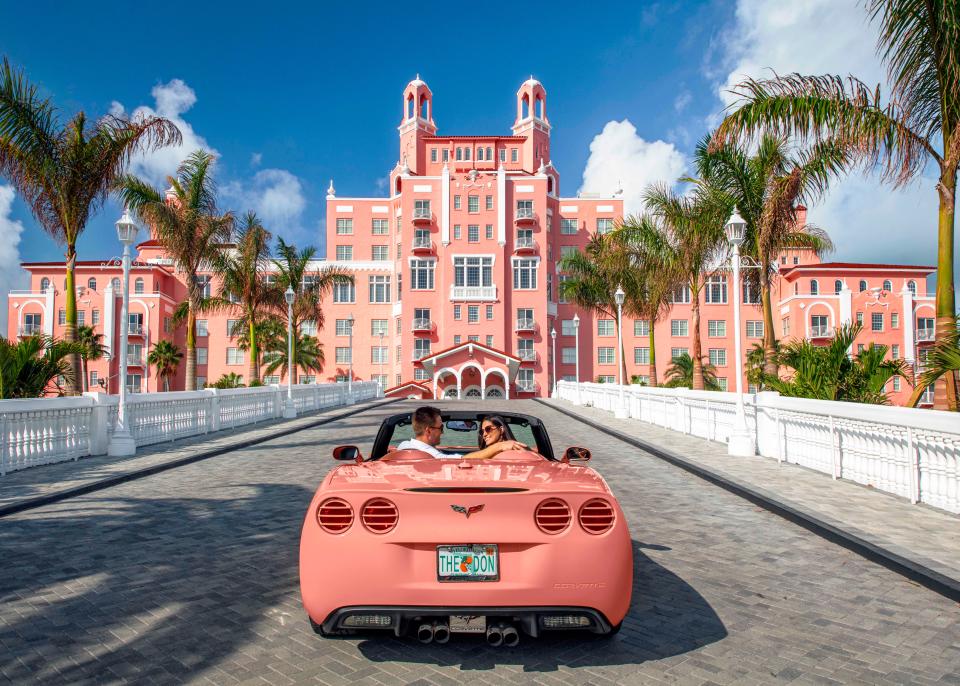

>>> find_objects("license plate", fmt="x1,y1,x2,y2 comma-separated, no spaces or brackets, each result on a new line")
437,544,499,582
449,614,486,633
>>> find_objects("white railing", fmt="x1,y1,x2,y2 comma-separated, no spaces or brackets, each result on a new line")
413,207,431,220
556,381,960,514
449,285,497,301
809,325,835,338
515,207,534,220
17,326,42,336
518,350,537,361
515,381,538,393
412,236,433,249
412,318,434,331
917,329,935,342
515,318,536,332
515,236,536,249
0,381,381,475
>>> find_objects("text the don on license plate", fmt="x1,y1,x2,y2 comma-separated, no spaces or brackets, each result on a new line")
437,545,498,580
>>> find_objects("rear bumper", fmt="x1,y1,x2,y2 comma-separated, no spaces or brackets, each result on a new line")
318,605,616,637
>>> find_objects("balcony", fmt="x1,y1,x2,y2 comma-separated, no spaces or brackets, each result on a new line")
17,325,42,337
412,207,432,224
514,236,537,252
515,380,538,393
809,325,835,339
127,324,145,336
515,207,536,224
412,236,435,253
515,318,536,333
411,318,435,332
917,329,935,343
518,349,538,363
449,285,497,301
126,354,144,367
412,350,431,362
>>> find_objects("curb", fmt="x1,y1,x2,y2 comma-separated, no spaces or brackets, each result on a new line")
536,398,960,604
0,397,401,519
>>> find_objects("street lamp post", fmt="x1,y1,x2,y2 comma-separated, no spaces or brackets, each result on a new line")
573,313,581,405
725,210,755,456
283,286,296,418
347,312,355,396
378,331,385,396
614,285,628,418
550,326,557,397
107,209,139,457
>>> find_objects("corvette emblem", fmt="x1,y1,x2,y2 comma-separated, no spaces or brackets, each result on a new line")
451,504,485,518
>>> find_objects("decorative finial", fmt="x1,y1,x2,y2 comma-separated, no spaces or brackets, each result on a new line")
538,159,546,174
326,179,336,198
401,155,410,175
416,73,420,80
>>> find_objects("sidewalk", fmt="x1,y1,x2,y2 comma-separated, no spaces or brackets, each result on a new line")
0,397,395,517
539,397,960,600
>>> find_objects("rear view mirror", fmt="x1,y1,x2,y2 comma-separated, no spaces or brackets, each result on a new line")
447,420,477,432
563,446,591,463
333,445,363,464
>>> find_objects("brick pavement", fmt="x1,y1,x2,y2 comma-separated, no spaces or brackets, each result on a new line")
0,399,958,685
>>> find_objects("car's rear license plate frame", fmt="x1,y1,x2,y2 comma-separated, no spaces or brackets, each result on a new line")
437,544,499,582
449,614,487,633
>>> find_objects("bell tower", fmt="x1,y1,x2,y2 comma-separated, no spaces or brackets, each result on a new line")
398,75,437,176
512,77,551,173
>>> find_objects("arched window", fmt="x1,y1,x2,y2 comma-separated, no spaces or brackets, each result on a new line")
111,277,121,290
419,97,428,119
547,177,554,194
883,279,892,291
477,147,484,161
486,147,492,160
834,280,843,294
535,95,544,119
464,147,471,161
87,277,96,291
406,94,414,120
907,280,917,295
134,278,144,294
859,280,867,292
810,279,819,295
521,94,530,119
40,277,50,291
455,148,462,161
394,176,401,195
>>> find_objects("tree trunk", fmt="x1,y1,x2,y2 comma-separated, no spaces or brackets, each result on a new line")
761,278,778,379
248,320,259,384
185,304,197,391
691,284,704,390
81,355,88,393
63,245,81,395
933,164,957,410
163,375,169,392
648,322,658,387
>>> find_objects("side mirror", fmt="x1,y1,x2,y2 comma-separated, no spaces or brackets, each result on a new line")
333,445,363,464
562,446,591,463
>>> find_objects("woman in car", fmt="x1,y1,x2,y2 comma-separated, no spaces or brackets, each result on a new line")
478,416,517,449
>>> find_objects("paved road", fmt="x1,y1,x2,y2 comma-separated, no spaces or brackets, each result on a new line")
1,400,958,685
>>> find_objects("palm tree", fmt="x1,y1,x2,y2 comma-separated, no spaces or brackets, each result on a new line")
147,340,183,391
0,335,86,398
0,58,181,393
115,150,233,391
695,135,842,376
273,238,350,383
765,324,909,404
75,325,106,392
713,1,960,409
262,332,325,381
634,184,732,390
663,353,722,391
909,314,960,407
209,372,244,389
201,212,280,384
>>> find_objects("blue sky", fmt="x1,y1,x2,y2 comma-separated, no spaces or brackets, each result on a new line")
0,0,954,298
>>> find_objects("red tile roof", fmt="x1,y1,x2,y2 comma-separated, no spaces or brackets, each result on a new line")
780,262,935,278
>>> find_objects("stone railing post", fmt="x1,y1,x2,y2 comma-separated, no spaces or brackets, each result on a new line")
206,389,221,433
84,392,111,456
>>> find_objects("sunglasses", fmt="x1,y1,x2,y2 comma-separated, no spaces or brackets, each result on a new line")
431,423,444,433
482,424,502,434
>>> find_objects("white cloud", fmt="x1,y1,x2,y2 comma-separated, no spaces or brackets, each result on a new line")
250,152,262,168
673,90,692,113
110,79,217,186
578,119,687,216
223,168,307,234
0,186,28,333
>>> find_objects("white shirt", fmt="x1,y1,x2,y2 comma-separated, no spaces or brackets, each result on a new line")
396,437,463,460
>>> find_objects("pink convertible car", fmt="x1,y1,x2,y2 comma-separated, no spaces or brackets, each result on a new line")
299,410,633,645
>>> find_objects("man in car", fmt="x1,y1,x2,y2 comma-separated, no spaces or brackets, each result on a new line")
397,406,527,459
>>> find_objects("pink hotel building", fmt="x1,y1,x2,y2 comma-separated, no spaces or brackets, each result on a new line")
6,77,939,405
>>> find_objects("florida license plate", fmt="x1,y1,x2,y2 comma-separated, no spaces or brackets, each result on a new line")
437,544,499,582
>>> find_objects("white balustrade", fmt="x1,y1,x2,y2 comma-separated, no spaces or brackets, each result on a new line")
556,381,960,514
0,381,380,475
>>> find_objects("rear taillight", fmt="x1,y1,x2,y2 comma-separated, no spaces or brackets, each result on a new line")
535,498,572,534
578,498,615,534
361,498,399,534
317,497,353,533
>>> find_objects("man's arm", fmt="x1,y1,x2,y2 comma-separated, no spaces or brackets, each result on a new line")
461,440,528,460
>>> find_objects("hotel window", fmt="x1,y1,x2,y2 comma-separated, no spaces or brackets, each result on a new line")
558,275,570,303
468,225,479,243
486,335,494,347
414,228,430,248
454,195,461,210
196,275,212,298
562,347,577,364
782,317,790,336
333,278,355,303
454,256,493,288
85,277,96,291
742,281,761,304
442,148,449,162
516,199,533,218
126,374,143,393
834,280,843,294
335,375,348,383
335,347,351,364
511,148,518,162
226,348,244,365
499,148,506,162
453,335,461,345
372,219,389,235
336,218,353,235
301,375,317,385
372,245,389,261
486,146,492,160
414,338,431,359
414,199,430,218
468,305,479,323
810,279,819,295
907,280,916,295
336,245,352,261
634,320,650,336
671,347,688,361
597,320,614,336
856,311,863,325
597,375,615,384
397,243,402,259
811,314,828,335
598,347,615,364
90,370,99,387
396,345,402,362
456,148,462,161
746,321,764,338
596,218,614,235
485,195,493,211
892,377,901,392
793,256,799,265
453,304,461,320
561,218,578,234
468,195,479,213
369,275,391,303
371,319,388,336
670,284,691,303
335,319,351,336
91,309,100,326
485,224,493,239
196,319,208,337
560,246,578,260
547,272,553,301
705,275,727,304
857,344,865,354
717,378,728,391
197,348,208,365
302,320,318,336
892,344,900,360
708,320,726,337
671,320,689,337
561,319,577,336
464,147,471,160
226,319,240,337
859,279,868,292
468,335,479,342
891,312,899,329
634,347,650,364
372,347,388,364
396,317,402,334
517,338,534,358
883,279,892,291
917,317,934,338
476,147,484,161
40,277,51,291
512,258,538,290
411,259,436,290
453,224,462,240
414,368,429,381
872,312,884,331
430,148,437,162
486,305,494,320
709,349,727,367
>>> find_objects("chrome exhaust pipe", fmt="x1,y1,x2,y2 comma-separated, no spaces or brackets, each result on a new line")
485,624,503,646
432,621,450,644
417,623,435,643
501,624,520,647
